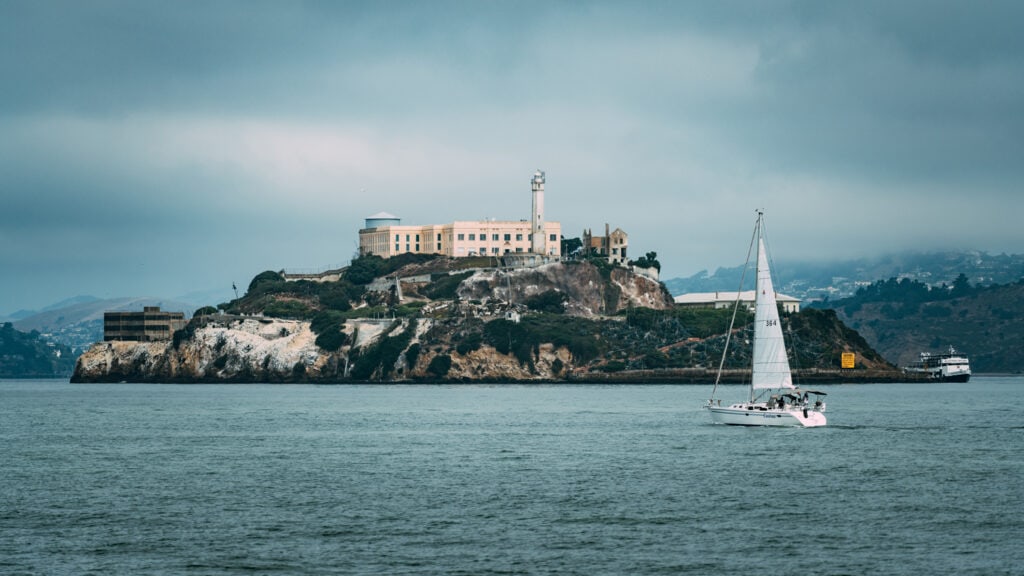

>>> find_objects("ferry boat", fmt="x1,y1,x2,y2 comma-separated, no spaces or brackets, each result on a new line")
903,346,971,382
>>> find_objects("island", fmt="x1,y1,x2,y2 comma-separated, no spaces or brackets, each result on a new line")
73,253,907,384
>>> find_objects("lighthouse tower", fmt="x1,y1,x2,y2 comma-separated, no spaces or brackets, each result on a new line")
531,169,546,254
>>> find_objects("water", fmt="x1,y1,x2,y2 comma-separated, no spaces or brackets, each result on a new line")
2,378,1022,575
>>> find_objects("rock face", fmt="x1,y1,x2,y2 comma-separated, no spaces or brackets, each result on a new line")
72,261,893,383
74,317,325,382
457,261,673,316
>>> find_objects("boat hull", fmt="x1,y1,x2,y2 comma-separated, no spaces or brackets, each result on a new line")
903,368,971,383
706,404,826,428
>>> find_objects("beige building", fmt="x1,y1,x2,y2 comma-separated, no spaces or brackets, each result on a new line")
674,291,801,313
358,170,561,259
582,224,629,265
360,218,562,258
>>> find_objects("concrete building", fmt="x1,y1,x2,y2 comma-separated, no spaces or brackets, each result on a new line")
358,170,562,260
104,306,188,342
583,224,629,265
674,291,801,313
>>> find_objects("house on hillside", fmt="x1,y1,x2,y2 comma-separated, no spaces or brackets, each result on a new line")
674,291,801,313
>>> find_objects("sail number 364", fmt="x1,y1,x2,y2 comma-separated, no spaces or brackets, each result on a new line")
765,320,778,327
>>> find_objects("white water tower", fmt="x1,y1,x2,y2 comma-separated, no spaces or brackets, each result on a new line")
531,169,545,254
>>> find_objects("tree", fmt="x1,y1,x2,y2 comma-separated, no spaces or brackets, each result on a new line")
951,273,973,298
427,354,452,378
524,290,568,313
346,254,384,285
630,251,661,271
561,236,583,257
193,306,218,317
315,328,348,352
247,270,283,293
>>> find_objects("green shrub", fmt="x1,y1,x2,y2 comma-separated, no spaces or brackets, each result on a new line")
349,320,417,380
193,306,218,317
525,290,567,313
427,354,452,378
263,300,312,319
423,271,473,300
601,360,626,372
551,357,564,375
456,332,483,355
483,315,603,366
406,343,422,371
309,310,341,333
315,329,348,352
248,270,284,293
395,301,426,317
319,285,353,311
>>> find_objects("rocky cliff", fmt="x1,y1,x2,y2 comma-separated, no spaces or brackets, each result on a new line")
73,259,896,383
74,316,325,382
456,261,674,315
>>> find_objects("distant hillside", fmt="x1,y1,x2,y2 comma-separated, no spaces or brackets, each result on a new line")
1,322,76,378
666,250,1024,302
812,277,1024,373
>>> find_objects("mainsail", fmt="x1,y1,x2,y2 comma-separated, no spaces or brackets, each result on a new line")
751,237,794,389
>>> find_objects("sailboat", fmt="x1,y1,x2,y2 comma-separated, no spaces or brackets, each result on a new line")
704,211,828,427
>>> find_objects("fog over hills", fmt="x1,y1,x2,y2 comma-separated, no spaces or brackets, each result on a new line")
665,250,1024,301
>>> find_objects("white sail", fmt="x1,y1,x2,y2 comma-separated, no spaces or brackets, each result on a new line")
752,237,794,389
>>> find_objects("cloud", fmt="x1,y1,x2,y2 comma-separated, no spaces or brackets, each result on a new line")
1,1,1023,312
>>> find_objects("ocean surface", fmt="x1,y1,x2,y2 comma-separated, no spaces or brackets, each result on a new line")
1,378,1022,575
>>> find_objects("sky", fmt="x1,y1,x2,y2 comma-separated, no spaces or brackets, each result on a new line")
2,0,1023,314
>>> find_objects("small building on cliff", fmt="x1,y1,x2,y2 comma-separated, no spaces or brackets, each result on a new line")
674,291,801,313
103,306,187,342
582,224,629,265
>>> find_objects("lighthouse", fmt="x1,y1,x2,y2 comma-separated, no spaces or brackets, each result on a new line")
531,169,545,254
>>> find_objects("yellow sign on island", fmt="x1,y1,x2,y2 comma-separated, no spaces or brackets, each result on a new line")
841,352,856,369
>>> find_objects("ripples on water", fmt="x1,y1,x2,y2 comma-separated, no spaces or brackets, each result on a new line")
1,378,1022,575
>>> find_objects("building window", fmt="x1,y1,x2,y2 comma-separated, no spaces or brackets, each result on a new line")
528,234,533,241
437,243,441,250
395,234,400,241
491,247,499,254
492,234,499,241
549,234,557,241
503,234,511,241
395,244,400,252
469,233,475,241
458,233,465,240
405,234,410,241
416,234,420,241
415,243,420,251
516,234,523,241
516,247,523,252
405,244,410,251
479,247,486,254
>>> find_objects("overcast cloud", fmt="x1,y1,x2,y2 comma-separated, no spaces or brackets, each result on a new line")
2,1,1022,314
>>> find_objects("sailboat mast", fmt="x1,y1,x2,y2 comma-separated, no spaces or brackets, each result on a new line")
750,212,763,402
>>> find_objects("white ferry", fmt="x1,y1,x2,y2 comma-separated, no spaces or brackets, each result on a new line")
903,346,971,382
